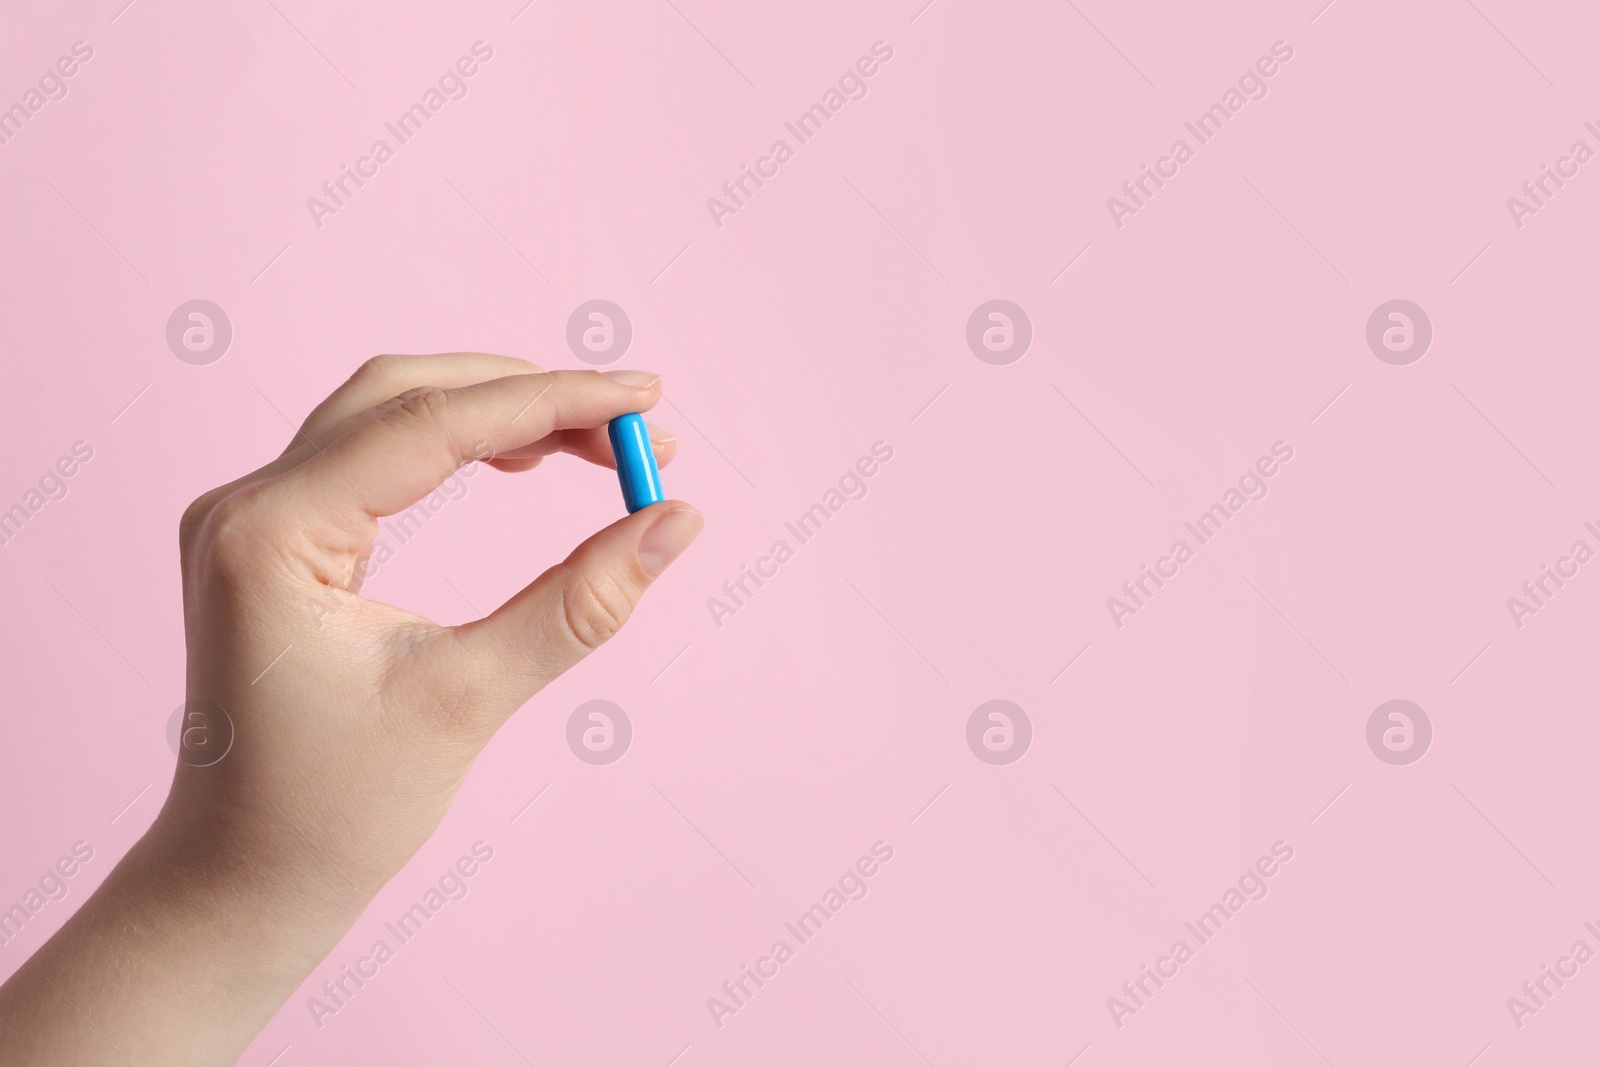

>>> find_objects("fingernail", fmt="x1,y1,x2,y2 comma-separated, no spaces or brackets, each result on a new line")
602,370,661,389
638,506,703,577
649,426,678,445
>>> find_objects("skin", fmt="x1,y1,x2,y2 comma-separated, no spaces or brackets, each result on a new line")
0,354,704,1065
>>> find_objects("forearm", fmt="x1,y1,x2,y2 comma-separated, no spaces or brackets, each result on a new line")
0,814,365,1066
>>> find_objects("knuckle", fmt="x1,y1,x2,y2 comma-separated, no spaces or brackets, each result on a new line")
559,566,636,651
351,354,401,385
178,490,220,551
189,483,278,571
388,385,452,427
204,488,259,549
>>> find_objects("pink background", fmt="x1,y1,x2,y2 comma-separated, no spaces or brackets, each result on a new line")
3,0,1599,1063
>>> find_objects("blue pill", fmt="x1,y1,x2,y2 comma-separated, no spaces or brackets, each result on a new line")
608,413,663,514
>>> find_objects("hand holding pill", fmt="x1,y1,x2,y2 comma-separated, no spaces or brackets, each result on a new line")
0,354,703,1065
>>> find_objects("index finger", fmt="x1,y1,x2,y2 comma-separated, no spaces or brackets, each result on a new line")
282,352,547,456
273,369,661,548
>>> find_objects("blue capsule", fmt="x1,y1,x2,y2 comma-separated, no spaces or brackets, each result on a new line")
608,412,663,514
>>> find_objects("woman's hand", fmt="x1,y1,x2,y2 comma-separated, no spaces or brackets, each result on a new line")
0,353,703,1066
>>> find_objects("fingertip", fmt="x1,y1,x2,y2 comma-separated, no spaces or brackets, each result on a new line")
600,370,661,390
645,498,700,517
487,457,544,472
595,370,664,417
637,501,703,577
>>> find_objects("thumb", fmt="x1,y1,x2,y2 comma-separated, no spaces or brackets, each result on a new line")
448,501,704,712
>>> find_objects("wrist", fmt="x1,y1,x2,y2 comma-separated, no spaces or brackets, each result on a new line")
137,788,375,959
